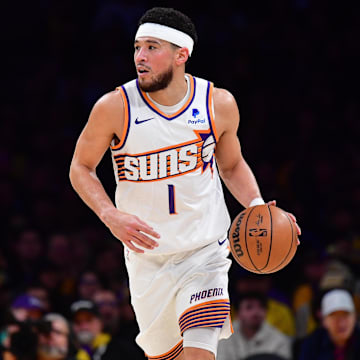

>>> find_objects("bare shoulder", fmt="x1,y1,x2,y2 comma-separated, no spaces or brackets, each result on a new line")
213,87,240,136
93,89,125,117
213,88,237,109
86,89,126,136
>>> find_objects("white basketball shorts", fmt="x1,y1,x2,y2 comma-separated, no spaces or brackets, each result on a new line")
124,238,233,359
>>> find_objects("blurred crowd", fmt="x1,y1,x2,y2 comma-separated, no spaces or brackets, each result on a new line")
2,0,359,359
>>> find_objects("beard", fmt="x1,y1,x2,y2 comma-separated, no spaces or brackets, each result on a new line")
138,65,173,92
38,344,68,359
76,330,95,345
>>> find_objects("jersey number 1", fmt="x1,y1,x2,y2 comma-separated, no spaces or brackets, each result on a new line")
168,185,177,214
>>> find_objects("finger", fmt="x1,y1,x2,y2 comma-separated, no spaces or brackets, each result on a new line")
137,223,161,239
133,217,161,239
123,240,144,253
136,231,159,248
297,238,300,245
286,212,301,235
126,227,158,248
131,233,158,249
287,212,297,223
267,200,276,206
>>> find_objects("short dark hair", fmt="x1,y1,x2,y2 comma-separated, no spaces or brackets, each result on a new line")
138,7,198,45
235,291,268,310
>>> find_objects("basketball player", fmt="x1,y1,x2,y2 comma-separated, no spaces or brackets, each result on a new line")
69,7,300,360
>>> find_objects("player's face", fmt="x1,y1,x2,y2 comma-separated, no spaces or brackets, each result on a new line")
134,37,175,92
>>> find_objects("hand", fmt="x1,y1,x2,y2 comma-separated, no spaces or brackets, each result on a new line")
267,200,301,244
101,208,160,253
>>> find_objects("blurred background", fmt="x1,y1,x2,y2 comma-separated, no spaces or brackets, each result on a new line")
1,0,359,359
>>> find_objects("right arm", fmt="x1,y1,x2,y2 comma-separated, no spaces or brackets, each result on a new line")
69,91,159,253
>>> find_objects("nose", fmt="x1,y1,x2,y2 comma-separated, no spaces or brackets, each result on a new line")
135,47,147,63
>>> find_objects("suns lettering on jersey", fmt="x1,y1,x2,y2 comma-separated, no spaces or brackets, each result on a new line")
113,129,215,182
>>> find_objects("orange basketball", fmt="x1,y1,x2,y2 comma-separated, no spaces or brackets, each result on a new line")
229,204,298,274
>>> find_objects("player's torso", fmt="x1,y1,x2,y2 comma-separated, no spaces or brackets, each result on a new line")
110,74,230,254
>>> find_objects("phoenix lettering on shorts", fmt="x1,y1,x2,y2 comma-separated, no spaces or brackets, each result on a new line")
189,288,224,304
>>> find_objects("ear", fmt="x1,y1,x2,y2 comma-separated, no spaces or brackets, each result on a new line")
175,47,189,65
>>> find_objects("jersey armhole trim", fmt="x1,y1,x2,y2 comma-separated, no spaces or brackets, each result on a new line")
206,82,219,142
111,86,130,151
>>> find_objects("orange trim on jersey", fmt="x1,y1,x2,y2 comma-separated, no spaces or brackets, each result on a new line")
145,340,183,360
117,163,202,182
139,75,195,119
114,128,210,158
111,87,129,150
207,82,219,142
113,128,216,182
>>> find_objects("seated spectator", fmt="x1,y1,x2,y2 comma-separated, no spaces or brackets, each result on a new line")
76,272,102,301
37,313,77,360
92,290,120,336
70,300,144,360
292,249,329,339
7,229,44,290
234,274,295,337
10,294,46,322
26,284,51,313
217,292,292,360
298,289,360,360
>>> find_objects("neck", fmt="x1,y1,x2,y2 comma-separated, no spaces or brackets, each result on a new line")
148,72,187,106
332,337,348,348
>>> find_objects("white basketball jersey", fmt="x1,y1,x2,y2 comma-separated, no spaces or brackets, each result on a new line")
110,74,231,254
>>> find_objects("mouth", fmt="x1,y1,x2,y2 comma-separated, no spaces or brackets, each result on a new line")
137,65,150,77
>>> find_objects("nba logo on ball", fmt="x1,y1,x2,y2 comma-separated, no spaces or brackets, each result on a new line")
229,205,298,274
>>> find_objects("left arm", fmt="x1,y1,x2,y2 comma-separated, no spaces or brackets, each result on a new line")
214,88,301,236
214,88,263,208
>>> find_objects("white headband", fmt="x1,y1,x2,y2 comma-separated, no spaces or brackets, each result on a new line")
135,22,194,56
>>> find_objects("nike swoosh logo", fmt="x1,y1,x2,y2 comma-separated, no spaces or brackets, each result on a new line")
135,117,154,124
218,238,227,246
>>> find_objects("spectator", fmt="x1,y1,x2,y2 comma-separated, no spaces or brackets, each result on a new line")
92,289,143,358
234,274,295,337
8,230,44,289
10,294,46,322
292,249,329,338
26,284,51,313
298,289,360,360
217,292,292,360
76,272,101,301
92,290,119,336
0,320,38,360
37,313,77,360
70,300,144,360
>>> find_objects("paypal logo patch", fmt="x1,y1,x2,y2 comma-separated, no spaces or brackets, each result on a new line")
188,108,206,125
